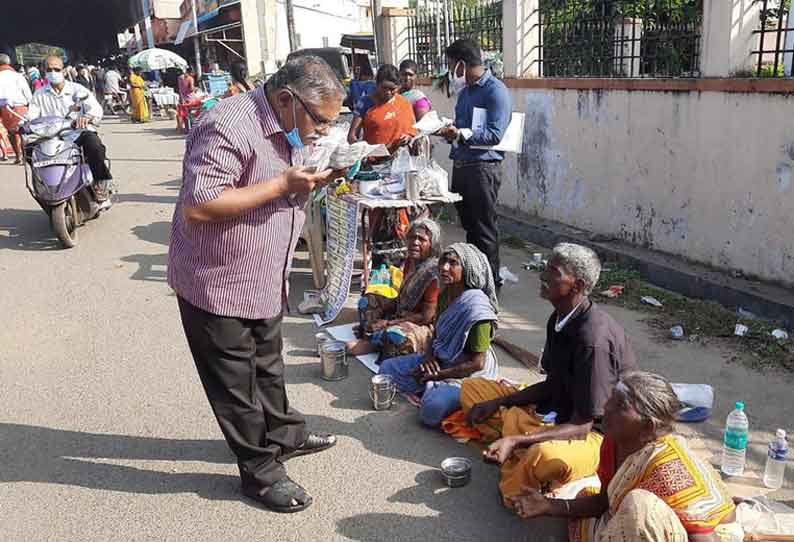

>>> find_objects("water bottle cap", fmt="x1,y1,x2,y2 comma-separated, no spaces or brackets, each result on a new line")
777,429,787,439
735,401,745,410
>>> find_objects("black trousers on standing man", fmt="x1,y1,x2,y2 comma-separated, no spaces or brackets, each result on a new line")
451,160,503,285
177,297,306,492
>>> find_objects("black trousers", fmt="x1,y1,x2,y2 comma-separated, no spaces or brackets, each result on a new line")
177,298,306,490
451,161,503,284
75,132,112,182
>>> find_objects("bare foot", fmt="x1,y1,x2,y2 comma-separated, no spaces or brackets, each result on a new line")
346,339,376,356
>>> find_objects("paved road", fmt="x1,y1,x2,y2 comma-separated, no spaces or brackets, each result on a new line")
1,118,790,541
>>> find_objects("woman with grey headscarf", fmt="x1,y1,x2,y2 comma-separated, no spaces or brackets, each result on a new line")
348,218,443,359
379,242,500,428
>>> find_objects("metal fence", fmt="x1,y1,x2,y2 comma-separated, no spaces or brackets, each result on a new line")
538,0,702,78
752,0,794,77
406,0,503,78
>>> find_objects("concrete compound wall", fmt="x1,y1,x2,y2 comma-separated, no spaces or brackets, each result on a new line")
421,84,794,287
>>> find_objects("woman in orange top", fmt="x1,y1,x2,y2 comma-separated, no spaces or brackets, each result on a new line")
348,64,416,153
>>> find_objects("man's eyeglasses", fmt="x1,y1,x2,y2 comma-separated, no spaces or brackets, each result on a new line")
46,67,63,73
287,87,332,127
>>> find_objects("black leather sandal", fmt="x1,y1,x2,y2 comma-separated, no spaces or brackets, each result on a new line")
243,476,313,513
281,433,337,460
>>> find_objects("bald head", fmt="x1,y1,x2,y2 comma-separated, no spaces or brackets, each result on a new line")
0,53,11,66
45,55,64,70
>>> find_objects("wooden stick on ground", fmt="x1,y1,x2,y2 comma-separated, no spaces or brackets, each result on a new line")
492,336,540,372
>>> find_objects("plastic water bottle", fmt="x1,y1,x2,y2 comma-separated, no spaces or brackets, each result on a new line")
763,429,788,489
376,264,390,286
369,265,386,285
721,401,749,476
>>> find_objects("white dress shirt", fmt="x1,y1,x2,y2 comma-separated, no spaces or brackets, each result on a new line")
0,67,33,107
28,81,103,141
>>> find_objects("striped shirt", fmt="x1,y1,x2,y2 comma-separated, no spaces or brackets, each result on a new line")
168,86,312,320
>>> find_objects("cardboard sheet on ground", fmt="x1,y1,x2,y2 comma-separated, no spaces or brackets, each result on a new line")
324,323,379,373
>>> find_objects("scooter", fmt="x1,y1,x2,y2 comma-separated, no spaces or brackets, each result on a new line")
7,92,111,248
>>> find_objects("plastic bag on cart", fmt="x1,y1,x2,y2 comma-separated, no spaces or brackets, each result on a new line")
390,146,417,178
417,160,449,197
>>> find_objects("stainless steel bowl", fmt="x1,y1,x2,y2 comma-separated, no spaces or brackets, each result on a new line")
440,457,472,488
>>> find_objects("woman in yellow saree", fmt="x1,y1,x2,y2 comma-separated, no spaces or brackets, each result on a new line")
128,67,149,123
509,372,737,542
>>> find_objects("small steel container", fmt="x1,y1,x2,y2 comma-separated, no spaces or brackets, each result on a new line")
369,374,397,410
405,171,420,200
315,332,332,356
320,340,348,381
440,457,472,488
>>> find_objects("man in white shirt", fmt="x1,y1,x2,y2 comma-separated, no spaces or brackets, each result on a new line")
29,55,112,204
0,53,33,164
104,66,123,96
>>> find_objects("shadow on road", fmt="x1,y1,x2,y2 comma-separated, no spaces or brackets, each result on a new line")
0,423,238,500
0,208,61,251
121,221,172,282
111,158,183,164
116,193,179,205
335,469,565,542
121,253,169,282
132,221,171,246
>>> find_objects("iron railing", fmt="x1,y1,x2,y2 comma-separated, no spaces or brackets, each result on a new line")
538,0,702,78
406,0,503,77
752,0,794,77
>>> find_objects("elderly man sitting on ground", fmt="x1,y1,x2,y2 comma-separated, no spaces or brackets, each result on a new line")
461,243,638,505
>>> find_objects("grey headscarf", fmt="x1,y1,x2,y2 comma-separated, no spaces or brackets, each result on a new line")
407,218,442,258
446,242,499,313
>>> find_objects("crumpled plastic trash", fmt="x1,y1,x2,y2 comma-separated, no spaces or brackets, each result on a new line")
734,323,749,337
600,285,625,298
735,496,794,538
771,328,789,340
640,296,663,307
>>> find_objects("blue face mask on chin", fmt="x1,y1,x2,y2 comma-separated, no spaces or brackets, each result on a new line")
284,94,305,149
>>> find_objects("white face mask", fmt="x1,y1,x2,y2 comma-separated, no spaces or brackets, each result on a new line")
46,71,64,85
448,61,466,95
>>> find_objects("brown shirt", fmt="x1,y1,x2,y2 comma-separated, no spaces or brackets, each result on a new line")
537,298,637,425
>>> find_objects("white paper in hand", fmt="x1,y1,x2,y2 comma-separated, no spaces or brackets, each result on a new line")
412,110,453,139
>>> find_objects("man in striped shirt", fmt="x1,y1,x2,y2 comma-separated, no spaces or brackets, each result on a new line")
168,56,344,513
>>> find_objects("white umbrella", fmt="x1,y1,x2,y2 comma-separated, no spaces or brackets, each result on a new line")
128,48,189,71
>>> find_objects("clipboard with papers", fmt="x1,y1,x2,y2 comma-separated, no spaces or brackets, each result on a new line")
468,107,525,153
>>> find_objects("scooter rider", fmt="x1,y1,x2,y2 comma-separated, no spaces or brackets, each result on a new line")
27,55,112,209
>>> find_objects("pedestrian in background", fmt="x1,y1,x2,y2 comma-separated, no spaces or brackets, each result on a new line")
225,61,254,97
168,55,345,513
438,38,511,291
128,67,149,123
0,53,32,164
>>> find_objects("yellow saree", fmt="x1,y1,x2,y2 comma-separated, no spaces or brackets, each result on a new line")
129,74,149,123
570,434,735,542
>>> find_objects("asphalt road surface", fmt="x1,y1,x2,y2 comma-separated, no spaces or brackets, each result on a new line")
1,118,790,541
